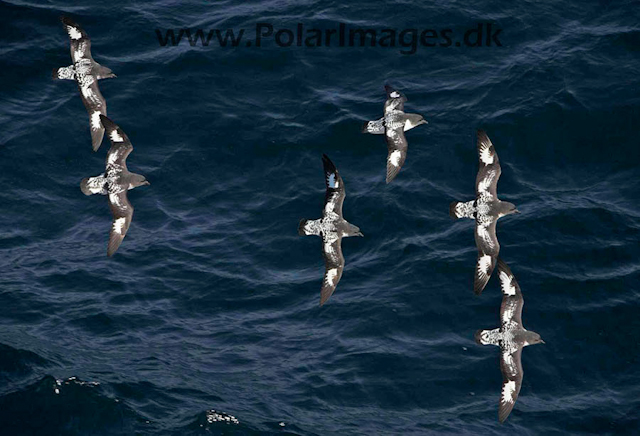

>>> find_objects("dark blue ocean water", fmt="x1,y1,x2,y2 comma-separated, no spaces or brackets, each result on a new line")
1,0,640,434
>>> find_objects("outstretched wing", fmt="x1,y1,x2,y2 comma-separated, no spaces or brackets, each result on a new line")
101,115,133,168
80,86,107,152
498,347,523,423
320,235,344,306
476,130,502,198
383,84,407,113
107,191,134,257
497,258,524,326
385,127,408,183
322,154,345,218
474,220,500,295
62,16,93,63
62,17,108,151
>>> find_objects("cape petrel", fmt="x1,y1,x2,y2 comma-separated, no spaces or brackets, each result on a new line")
81,115,149,256
363,85,427,183
53,16,116,151
298,155,363,306
450,130,519,295
475,258,544,423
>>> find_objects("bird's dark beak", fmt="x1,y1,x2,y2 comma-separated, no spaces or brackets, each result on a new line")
540,340,545,344
357,231,364,237
143,180,150,186
420,119,428,125
514,209,521,214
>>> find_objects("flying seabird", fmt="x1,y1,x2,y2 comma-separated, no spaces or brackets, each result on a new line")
475,258,545,423
450,130,519,295
81,115,149,256
298,154,363,306
362,85,428,183
53,16,116,151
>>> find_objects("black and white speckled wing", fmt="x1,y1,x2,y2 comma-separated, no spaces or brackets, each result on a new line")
322,154,345,218
53,65,76,80
497,258,524,326
320,234,344,306
498,347,523,423
61,17,93,63
107,191,134,257
362,117,385,134
80,81,107,151
101,115,132,168
61,17,110,151
383,85,406,114
474,220,499,295
385,127,408,183
476,130,501,199
80,174,107,196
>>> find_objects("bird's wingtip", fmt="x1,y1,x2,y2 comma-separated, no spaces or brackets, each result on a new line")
322,154,337,173
477,129,490,142
60,16,79,28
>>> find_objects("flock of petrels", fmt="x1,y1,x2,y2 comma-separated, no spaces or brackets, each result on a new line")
299,88,544,422
53,16,543,424
53,17,149,257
